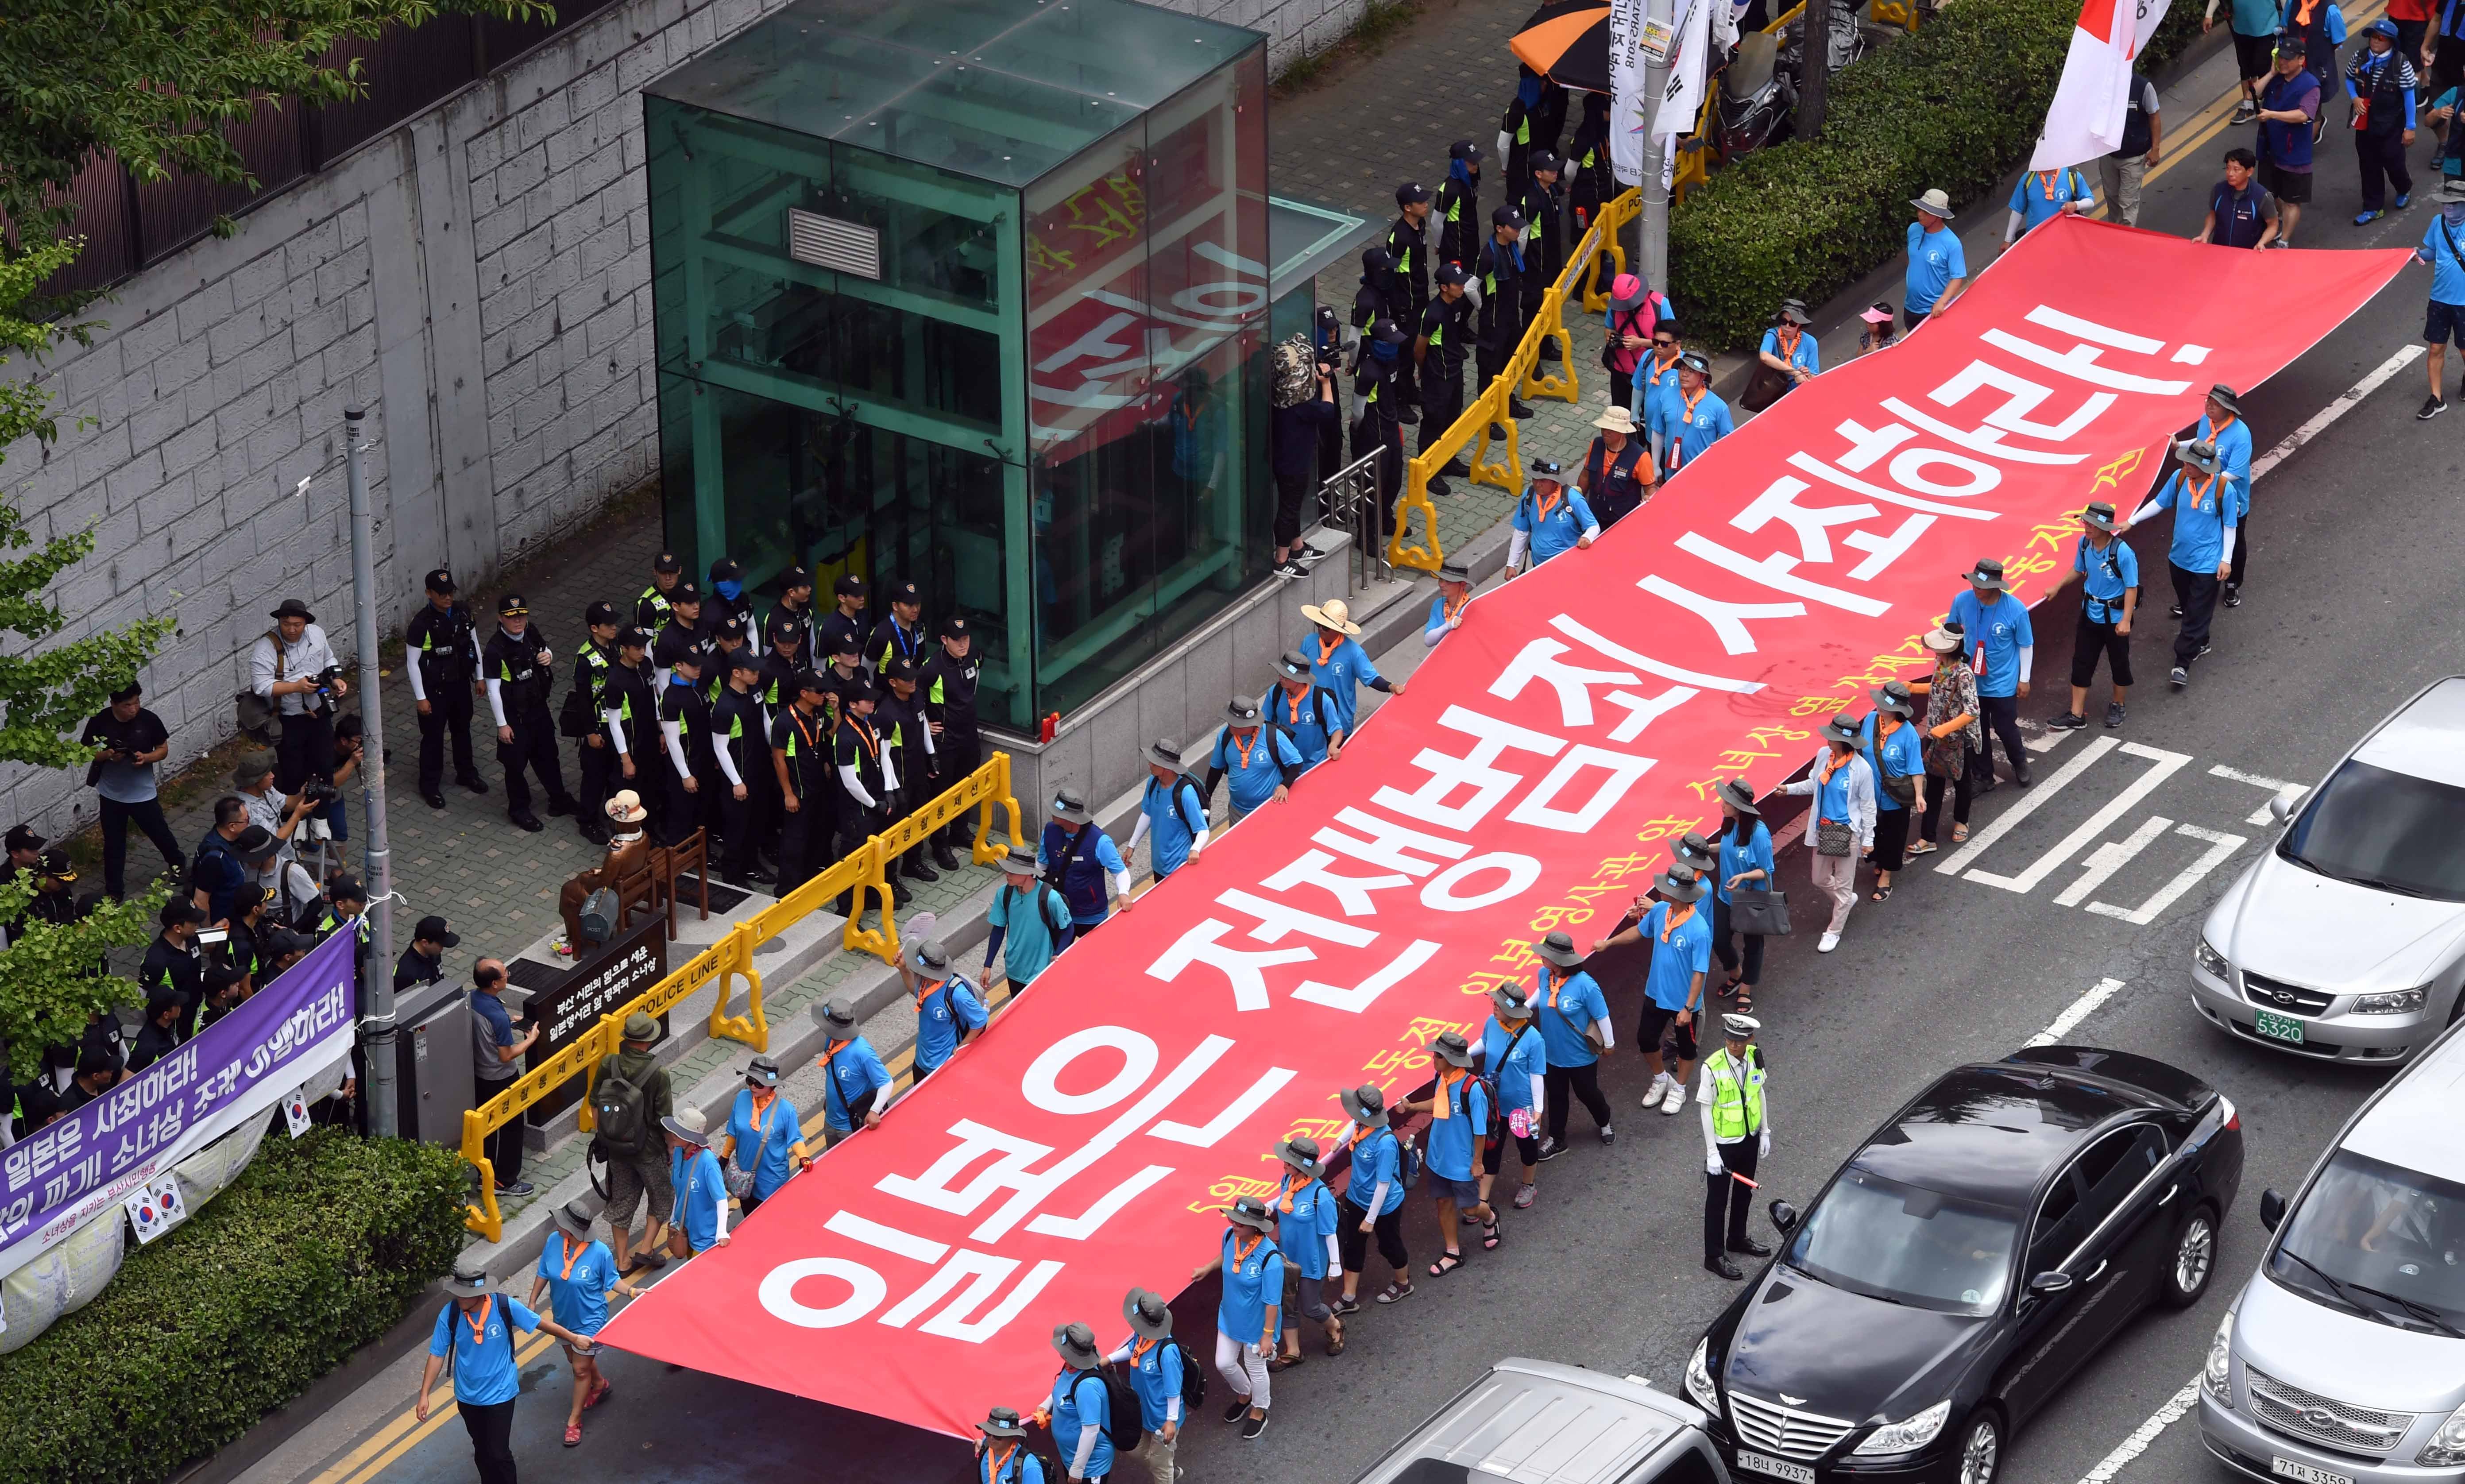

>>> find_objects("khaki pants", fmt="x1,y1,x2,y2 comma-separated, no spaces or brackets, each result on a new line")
1141,1429,1178,1482
1811,848,1857,935
2098,154,2147,227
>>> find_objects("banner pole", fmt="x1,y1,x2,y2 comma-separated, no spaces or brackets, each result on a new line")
344,405,401,1140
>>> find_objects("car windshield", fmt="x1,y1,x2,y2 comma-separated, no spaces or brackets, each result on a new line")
2270,1150,2465,1337
1786,1165,2019,1316
2278,759,2465,902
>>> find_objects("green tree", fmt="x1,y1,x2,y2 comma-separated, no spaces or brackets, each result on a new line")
0,0,549,1074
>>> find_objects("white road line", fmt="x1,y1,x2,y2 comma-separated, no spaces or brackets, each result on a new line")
1965,742,2193,894
2028,978,2126,1046
2089,823,2247,926
2208,763,2300,825
2249,345,2426,481
1934,736,2119,875
2075,1376,2202,1484
2054,815,2175,908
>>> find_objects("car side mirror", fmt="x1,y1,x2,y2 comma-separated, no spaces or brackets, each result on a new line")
1769,1200,1799,1233
2028,1271,2076,1296
2260,1188,2286,1232
2267,789,2303,824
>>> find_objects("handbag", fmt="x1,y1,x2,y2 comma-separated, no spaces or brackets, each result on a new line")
725,1093,784,1200
1740,359,1793,413
1815,819,1855,857
1730,886,1793,938
1879,769,1917,808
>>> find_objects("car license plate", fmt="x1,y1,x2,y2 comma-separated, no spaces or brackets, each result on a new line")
2254,1009,2306,1045
1736,1450,1817,1484
2270,1458,2352,1484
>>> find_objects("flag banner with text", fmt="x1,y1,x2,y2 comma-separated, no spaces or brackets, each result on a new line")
0,930,357,1278
599,219,2405,1435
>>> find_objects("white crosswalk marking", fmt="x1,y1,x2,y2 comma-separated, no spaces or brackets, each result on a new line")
1932,736,2119,875
2088,824,2245,926
2207,763,2301,825
1961,742,2193,894
2053,815,2174,908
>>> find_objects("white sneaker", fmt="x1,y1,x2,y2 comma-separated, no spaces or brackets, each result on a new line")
1818,930,1842,953
1641,1072,1674,1110
1661,1082,1688,1115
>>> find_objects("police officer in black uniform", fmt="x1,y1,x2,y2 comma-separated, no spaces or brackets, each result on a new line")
1355,320,1409,537
1434,139,1482,269
816,574,869,679
480,595,576,832
1415,265,1476,495
917,616,980,872
769,671,836,893
656,649,714,846
712,650,773,888
819,635,868,723
404,567,485,810
1565,92,1615,240
868,579,929,677
1350,245,1396,345
874,658,939,884
1385,182,1433,417
1517,151,1568,360
831,686,901,916
708,612,751,699
565,600,622,844
706,556,749,639
653,582,707,690
768,566,817,670
600,627,663,842
636,551,683,635
1476,208,1533,425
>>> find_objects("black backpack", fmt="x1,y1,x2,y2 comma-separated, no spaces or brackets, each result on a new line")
1001,882,1070,940
592,1054,653,1158
1167,1337,1207,1413
1084,1368,1144,1455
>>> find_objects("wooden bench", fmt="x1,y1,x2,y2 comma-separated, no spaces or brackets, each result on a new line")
608,828,708,941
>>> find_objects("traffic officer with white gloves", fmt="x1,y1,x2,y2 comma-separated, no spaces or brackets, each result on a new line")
1700,1013,1774,1280
403,567,485,810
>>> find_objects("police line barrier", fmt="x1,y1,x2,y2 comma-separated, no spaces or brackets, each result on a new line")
459,752,1024,1240
1395,186,1639,572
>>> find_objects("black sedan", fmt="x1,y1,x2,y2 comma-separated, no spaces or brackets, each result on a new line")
1683,1046,2245,1484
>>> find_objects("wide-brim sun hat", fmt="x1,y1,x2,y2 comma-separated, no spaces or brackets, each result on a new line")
1299,599,1362,636
1716,778,1761,815
1536,931,1585,967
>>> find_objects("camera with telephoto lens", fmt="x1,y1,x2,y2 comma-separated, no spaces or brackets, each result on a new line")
300,779,343,809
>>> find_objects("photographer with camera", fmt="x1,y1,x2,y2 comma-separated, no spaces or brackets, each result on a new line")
80,679,185,900
232,750,320,890
249,599,348,794
1268,342,1340,579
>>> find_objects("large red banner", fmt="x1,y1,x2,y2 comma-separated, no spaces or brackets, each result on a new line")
599,219,2405,1434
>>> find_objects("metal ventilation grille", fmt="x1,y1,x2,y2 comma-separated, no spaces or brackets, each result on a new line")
786,209,881,279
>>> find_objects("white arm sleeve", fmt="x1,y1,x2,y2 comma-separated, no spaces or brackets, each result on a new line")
838,764,880,810
485,678,508,729
1368,1180,1393,1212
405,652,429,702
1580,520,1601,541
653,665,672,692
1189,827,1211,854
2017,645,2034,684
1529,1072,1547,1113
1700,1066,1720,1151
605,709,629,754
713,743,743,788
1591,1016,1615,1051
881,750,900,794
1107,1343,1133,1364
713,1190,730,1241
661,717,691,776
1125,812,1152,854
1424,619,1447,648
1072,1421,1101,1477
1507,528,1531,568
1111,868,1133,901
2005,209,2025,245
1324,1233,1341,1272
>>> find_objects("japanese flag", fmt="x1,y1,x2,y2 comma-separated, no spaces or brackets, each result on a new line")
2028,0,2171,170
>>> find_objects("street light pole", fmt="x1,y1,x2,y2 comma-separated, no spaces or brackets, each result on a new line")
1637,0,1678,291
343,405,401,1140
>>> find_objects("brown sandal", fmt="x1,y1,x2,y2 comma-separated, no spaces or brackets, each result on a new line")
1325,1323,1346,1356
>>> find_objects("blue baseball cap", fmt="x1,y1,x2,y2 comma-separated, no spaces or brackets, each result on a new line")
2367,15,2399,37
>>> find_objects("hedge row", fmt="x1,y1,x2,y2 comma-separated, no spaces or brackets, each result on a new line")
0,1129,466,1484
1669,0,2205,349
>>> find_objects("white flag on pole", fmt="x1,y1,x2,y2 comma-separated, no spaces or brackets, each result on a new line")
2028,0,2172,170
1658,0,1714,142
1609,0,1651,186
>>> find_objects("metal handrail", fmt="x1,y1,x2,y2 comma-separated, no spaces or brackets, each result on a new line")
1315,448,1393,595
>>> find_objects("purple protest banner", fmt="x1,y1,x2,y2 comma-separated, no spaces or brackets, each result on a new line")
0,929,358,1278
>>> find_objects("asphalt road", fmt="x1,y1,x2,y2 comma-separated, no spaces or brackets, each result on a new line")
246,34,2465,1484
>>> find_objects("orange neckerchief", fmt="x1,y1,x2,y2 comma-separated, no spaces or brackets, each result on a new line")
1818,747,1852,784
2029,169,2066,202
1229,729,1260,769
1775,325,1802,359
1651,348,1683,379
984,1441,1021,1482
1658,902,1696,942
462,1294,494,1348
1315,633,1344,665
552,1234,586,1282
2295,0,2319,24
2180,470,2218,512
913,978,950,1013
1131,1335,1160,1366
1531,483,1564,523
1441,589,1470,625
1679,386,1708,425
1542,965,1575,1009
1275,1171,1314,1213
1282,686,1310,726
1431,1064,1469,1120
1229,1229,1266,1268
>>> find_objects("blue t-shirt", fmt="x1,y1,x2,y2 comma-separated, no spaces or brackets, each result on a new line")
1424,1074,1491,1180
2075,534,2140,623
1905,223,1968,313
821,1035,893,1132
1814,753,1865,825
2423,213,2465,302
914,974,989,1072
1716,820,1774,905
989,882,1068,985
1124,1338,1186,1430
1758,327,1820,375
1047,1368,1114,1480
1650,390,1734,473
2230,0,2277,32
533,1233,619,1336
1303,634,1386,733
2196,414,2255,517
1218,1231,1284,1350
1345,1126,1407,1215
1212,726,1303,813
670,1145,728,1251
1425,594,1467,647
1480,1018,1547,1111
1269,684,1345,766
1947,589,2034,698
1535,966,1608,1067
1511,484,1600,567
1856,715,1924,812
1641,901,1713,1011
2007,167,2092,232
726,1088,803,1199
1140,774,1209,877
1271,1173,1341,1280
2145,467,2239,572
429,1295,542,1406
1629,352,1687,431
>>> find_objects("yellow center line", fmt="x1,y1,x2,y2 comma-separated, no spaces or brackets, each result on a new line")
2142,2,2390,191
310,1332,563,1484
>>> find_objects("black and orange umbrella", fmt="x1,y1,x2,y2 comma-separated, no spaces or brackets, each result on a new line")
1511,0,1614,95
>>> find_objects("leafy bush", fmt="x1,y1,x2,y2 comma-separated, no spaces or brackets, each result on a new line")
0,1129,466,1484
1670,0,2205,348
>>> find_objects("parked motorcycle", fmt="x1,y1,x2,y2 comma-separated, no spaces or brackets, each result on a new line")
1715,32,1796,160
